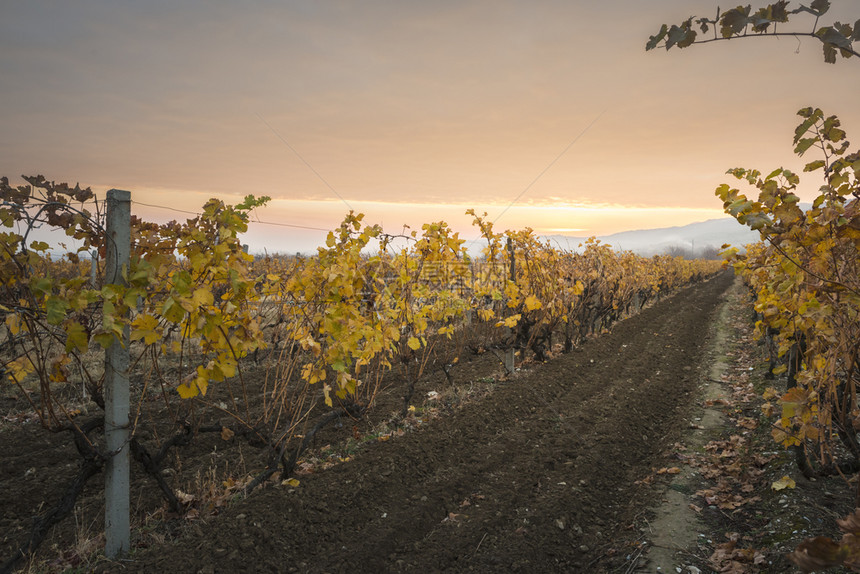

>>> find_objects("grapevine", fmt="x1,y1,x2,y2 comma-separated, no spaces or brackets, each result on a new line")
0,175,721,569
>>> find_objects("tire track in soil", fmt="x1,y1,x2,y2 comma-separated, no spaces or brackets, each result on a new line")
120,270,735,574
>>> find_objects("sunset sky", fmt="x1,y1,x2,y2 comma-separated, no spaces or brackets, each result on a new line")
2,1,859,253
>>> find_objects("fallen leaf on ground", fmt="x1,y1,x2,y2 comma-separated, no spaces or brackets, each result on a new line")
771,475,796,491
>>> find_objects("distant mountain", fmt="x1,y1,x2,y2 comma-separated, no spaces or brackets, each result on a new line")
542,216,761,257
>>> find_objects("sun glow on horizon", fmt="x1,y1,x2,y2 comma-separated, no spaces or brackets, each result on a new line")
541,228,587,234
113,186,734,254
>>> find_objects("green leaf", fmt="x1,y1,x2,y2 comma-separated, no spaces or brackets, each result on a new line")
817,26,852,63
714,183,733,201
236,194,271,211
720,6,751,38
65,321,89,353
771,0,789,22
765,168,783,180
45,296,70,325
728,198,753,216
823,117,846,142
128,267,152,286
93,332,116,349
0,208,15,227
804,160,826,172
162,296,187,323
809,0,830,16
30,277,52,296
666,23,696,49
746,212,773,231
794,137,817,156
797,107,815,120
750,8,773,33
821,38,837,63
646,24,668,51
794,109,822,143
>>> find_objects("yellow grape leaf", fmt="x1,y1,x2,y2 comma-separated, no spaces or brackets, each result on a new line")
176,381,199,399
195,371,209,396
6,313,22,336
49,356,70,383
524,294,542,311
772,364,787,376
503,314,521,328
216,359,237,379
407,337,421,351
6,356,35,383
323,383,333,407
771,475,796,491
300,336,321,355
781,387,808,419
573,280,585,296
192,287,215,308
478,309,495,321
131,314,161,346
282,478,300,487
177,371,207,399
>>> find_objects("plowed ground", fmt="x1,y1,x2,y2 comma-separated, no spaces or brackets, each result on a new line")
114,270,735,573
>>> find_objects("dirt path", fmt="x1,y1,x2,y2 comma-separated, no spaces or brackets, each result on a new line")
114,271,736,573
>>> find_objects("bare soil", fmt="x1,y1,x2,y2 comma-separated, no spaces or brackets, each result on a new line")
116,270,735,573
6,270,849,573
